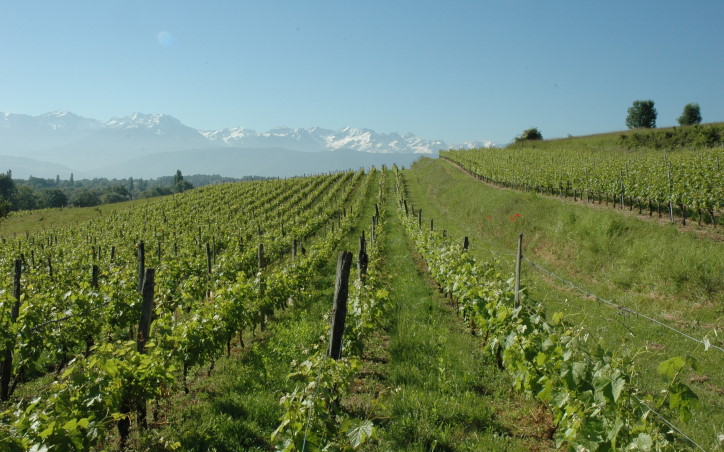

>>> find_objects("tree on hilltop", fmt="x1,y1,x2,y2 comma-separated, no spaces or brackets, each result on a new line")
515,127,543,143
678,103,702,126
626,100,657,129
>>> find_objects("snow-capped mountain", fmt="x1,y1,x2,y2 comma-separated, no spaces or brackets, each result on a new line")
451,140,498,150
200,125,458,154
0,111,497,175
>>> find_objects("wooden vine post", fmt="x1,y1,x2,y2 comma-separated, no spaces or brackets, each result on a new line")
206,242,212,274
137,268,156,353
328,251,352,360
371,214,376,243
91,264,99,288
358,232,368,280
0,259,22,401
137,240,145,293
514,233,523,308
258,243,268,331
119,267,156,446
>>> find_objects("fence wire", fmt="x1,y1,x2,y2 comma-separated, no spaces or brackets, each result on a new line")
522,257,723,353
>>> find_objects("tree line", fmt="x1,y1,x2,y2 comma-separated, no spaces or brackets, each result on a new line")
516,101,705,143
0,170,254,218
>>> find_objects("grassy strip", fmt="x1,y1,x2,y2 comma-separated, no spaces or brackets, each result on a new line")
404,157,723,450
364,172,554,451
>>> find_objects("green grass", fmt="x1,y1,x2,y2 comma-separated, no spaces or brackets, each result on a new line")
404,157,723,450
361,174,555,451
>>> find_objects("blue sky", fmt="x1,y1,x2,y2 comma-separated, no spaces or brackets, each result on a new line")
1,0,722,144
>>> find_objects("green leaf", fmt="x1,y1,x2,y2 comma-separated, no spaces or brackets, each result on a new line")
536,379,554,403
657,356,685,381
343,419,375,447
611,377,625,403
607,416,624,443
633,432,653,450
38,421,55,439
62,419,78,432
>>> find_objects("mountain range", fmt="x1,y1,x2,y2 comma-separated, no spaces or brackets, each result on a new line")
0,111,496,179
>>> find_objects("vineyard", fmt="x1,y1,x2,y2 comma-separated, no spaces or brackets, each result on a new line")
440,145,724,227
0,159,722,450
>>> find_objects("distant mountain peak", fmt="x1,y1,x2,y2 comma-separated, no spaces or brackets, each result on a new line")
43,110,71,118
0,110,499,173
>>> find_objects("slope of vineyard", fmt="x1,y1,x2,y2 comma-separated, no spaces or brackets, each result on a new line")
0,170,373,449
441,145,723,227
403,157,723,450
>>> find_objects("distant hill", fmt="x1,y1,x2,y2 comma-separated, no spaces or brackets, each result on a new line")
0,154,75,179
91,147,424,179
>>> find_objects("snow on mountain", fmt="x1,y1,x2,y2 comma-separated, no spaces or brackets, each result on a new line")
451,140,499,150
1,110,101,131
104,113,205,139
202,126,453,154
0,110,496,164
200,127,259,144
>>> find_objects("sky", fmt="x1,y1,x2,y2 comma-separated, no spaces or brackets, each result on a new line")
1,0,722,145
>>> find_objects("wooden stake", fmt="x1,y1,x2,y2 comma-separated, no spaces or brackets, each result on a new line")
328,251,352,360
514,233,523,308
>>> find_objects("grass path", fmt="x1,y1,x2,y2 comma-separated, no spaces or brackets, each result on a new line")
361,174,555,451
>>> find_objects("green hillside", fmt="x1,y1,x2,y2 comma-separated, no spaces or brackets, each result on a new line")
508,122,724,152
0,159,721,451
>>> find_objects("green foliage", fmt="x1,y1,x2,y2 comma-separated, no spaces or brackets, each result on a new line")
515,127,543,142
0,196,10,218
626,99,657,129
619,123,723,150
0,174,16,200
100,191,128,204
40,187,68,207
10,185,38,210
678,103,702,126
175,179,194,193
71,188,101,207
